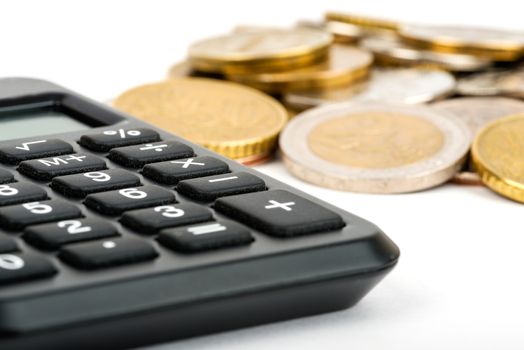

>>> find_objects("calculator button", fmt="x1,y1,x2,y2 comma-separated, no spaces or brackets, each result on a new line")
214,190,345,237
51,169,141,198
18,153,106,181
0,169,14,184
108,141,194,168
0,139,73,165
58,237,158,270
121,203,213,234
79,128,161,152
143,156,230,185
0,182,48,206
158,220,254,253
0,234,18,253
0,200,82,231
24,218,119,250
176,172,266,201
84,185,176,215
0,252,57,285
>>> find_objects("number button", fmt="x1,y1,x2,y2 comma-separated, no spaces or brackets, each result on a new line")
51,169,141,198
0,200,82,231
18,153,107,181
0,139,73,165
79,128,160,152
120,203,213,234
24,218,119,250
84,185,176,215
143,156,229,185
108,141,194,168
214,190,345,237
0,168,14,184
0,233,18,253
0,253,57,285
0,182,47,206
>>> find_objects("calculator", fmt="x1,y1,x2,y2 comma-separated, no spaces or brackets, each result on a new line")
0,78,399,349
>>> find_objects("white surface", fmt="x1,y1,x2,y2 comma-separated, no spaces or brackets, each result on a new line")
2,1,524,349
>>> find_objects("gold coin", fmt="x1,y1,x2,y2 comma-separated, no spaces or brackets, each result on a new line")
187,29,332,74
472,114,524,203
296,20,363,43
325,11,399,33
167,61,223,79
226,45,372,93
113,78,288,159
399,25,524,61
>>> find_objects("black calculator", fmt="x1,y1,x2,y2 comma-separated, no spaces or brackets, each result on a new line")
0,78,399,349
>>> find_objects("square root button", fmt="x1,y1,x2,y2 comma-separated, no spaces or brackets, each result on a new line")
214,189,345,237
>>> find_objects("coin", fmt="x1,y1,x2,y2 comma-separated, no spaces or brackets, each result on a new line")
296,20,363,43
280,102,470,193
226,45,372,93
285,68,455,110
399,25,524,61
167,61,223,79
498,68,524,98
187,29,332,74
113,78,288,160
472,114,524,203
456,69,513,96
360,35,491,72
325,11,399,33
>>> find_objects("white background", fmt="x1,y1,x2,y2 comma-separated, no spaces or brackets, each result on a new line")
2,1,524,349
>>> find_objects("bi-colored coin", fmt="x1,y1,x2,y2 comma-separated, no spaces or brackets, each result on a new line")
285,68,455,110
226,45,372,93
472,114,524,203
399,25,524,61
360,35,491,72
113,78,288,161
325,11,399,33
280,102,470,193
187,29,332,74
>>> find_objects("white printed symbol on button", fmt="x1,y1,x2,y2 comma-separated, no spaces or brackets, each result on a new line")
171,158,205,169
104,129,141,138
140,144,168,152
0,254,25,270
265,200,295,211
15,140,47,151
38,155,86,167
103,241,116,249
208,176,238,183
188,223,226,235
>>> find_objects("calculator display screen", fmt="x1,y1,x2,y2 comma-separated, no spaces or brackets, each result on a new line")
0,106,89,141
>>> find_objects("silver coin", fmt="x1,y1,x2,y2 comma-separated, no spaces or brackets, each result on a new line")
280,102,471,193
285,68,455,110
360,35,491,72
498,68,524,98
455,69,515,96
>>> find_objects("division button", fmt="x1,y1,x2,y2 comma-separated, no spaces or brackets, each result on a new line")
158,220,254,252
51,169,141,198
0,253,57,285
84,185,176,215
0,139,73,165
176,172,266,201
120,203,213,234
0,200,82,231
0,234,18,253
18,153,106,181
79,128,161,152
108,141,194,168
0,182,48,206
0,169,14,184
214,189,345,237
58,237,158,270
23,218,119,250
142,156,229,185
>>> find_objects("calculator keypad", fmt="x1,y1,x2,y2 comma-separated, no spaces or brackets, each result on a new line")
0,182,48,206
177,172,266,201
18,153,107,181
108,141,194,168
142,156,230,185
0,252,57,285
0,139,73,165
0,169,14,184
0,234,18,253
79,128,160,152
51,169,141,198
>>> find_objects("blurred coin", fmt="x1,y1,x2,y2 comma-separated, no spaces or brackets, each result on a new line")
360,35,491,72
325,11,399,34
187,29,332,74
113,78,288,161
400,25,524,61
167,61,224,79
498,68,524,98
285,68,455,110
297,20,363,43
227,45,372,93
280,102,470,193
455,69,513,96
472,114,524,203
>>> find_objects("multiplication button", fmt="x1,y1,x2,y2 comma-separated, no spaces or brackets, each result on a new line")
0,139,73,165
143,156,229,185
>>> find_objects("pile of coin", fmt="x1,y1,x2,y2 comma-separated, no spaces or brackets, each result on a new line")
113,11,524,203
